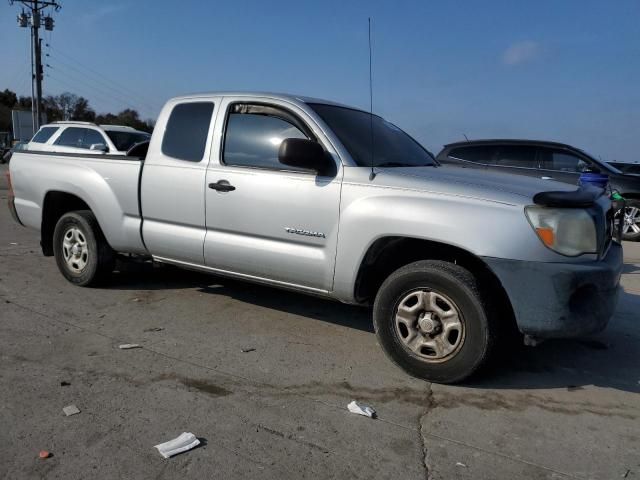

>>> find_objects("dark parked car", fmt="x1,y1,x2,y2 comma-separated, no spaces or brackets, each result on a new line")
436,140,640,241
608,161,640,176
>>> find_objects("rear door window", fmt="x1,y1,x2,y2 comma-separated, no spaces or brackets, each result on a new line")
31,126,59,143
161,102,215,162
448,146,496,164
492,146,538,168
54,127,86,148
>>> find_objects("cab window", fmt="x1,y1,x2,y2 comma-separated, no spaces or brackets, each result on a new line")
222,104,309,171
161,102,215,162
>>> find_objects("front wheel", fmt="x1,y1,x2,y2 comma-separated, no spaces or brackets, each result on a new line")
622,200,640,241
373,260,495,384
53,210,115,286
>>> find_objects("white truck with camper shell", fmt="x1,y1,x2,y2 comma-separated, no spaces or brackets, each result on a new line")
7,92,623,383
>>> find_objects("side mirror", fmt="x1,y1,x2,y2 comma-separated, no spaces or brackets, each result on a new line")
278,138,335,176
89,143,108,153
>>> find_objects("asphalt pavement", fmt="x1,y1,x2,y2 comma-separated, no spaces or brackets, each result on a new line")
1,163,638,479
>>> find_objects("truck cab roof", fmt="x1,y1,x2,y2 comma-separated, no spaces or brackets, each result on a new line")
169,91,364,111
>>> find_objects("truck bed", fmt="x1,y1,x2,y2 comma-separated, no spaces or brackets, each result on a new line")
9,150,147,254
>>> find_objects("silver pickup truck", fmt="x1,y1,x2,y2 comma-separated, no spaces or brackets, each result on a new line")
7,92,623,383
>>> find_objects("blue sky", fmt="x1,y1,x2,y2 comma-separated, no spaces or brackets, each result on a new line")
1,0,639,162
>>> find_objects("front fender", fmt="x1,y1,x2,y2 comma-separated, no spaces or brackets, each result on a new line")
332,185,564,303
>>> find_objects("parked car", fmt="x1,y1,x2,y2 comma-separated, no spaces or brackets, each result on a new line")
8,93,622,383
436,139,640,241
27,122,151,155
608,161,640,176
0,131,12,156
1,141,28,164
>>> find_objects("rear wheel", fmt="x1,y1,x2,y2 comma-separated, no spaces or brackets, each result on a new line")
53,210,115,286
622,200,640,241
373,260,495,383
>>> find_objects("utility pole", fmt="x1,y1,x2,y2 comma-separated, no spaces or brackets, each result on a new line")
11,0,61,131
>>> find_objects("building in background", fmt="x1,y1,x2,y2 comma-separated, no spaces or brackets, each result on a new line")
12,109,47,142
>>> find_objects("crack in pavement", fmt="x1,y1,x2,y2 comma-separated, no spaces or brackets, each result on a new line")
417,383,435,480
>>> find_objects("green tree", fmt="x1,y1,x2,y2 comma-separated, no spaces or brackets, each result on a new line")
0,89,19,132
44,92,95,121
0,89,18,108
95,108,153,132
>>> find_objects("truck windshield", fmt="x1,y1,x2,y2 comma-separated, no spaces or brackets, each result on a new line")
308,103,435,168
105,131,151,151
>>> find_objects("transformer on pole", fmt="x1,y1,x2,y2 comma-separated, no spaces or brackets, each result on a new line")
10,0,62,132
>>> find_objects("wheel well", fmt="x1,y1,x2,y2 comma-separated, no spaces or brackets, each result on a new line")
41,192,91,256
354,237,515,323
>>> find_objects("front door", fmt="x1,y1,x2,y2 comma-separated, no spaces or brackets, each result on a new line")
203,98,342,292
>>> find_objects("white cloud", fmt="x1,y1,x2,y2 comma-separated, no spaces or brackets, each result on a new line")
81,5,126,24
502,41,541,66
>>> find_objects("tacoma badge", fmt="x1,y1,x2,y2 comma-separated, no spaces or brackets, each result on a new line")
284,227,326,238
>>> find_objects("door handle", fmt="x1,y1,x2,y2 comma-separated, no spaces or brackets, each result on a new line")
541,176,553,180
209,180,236,192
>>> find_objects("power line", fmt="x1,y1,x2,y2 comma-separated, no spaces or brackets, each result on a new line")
46,44,160,113
46,66,147,114
45,52,157,114
46,74,134,115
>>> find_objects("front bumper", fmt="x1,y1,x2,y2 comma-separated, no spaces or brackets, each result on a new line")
483,242,623,338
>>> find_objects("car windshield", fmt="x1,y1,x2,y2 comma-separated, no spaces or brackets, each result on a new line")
105,131,150,151
308,103,435,168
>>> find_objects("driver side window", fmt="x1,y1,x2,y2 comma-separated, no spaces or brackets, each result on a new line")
222,105,309,171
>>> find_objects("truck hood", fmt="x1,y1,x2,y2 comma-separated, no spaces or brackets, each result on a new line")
371,165,576,205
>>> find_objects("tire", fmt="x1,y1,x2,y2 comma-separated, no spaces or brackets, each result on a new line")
53,210,115,286
622,199,640,241
373,260,495,384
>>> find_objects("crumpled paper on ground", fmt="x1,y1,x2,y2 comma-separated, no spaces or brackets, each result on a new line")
347,400,376,418
154,432,200,459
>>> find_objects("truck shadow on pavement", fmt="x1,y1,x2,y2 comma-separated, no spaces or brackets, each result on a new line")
473,288,640,394
196,283,374,334
108,263,639,393
109,263,374,333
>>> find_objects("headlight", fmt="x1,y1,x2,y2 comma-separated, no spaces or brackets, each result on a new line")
525,206,597,256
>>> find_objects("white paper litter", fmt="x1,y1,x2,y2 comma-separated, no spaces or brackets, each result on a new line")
154,432,200,459
63,404,80,416
118,344,141,350
347,400,376,418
